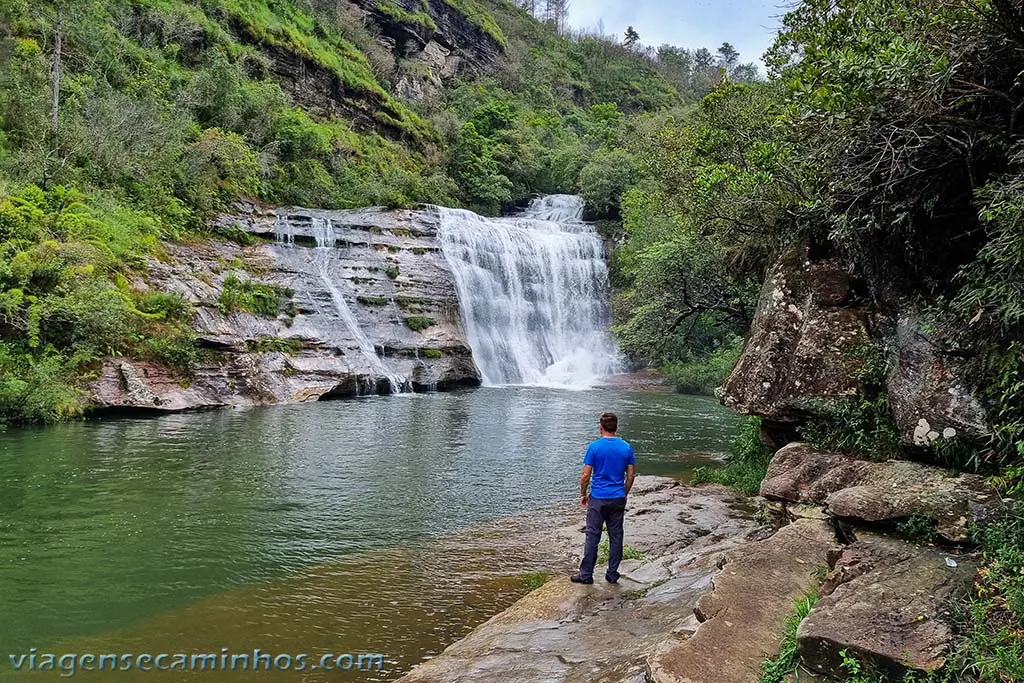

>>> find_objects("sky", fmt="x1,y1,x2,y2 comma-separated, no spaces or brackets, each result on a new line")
568,0,786,69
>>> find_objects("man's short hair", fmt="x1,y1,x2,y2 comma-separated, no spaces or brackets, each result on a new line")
600,412,618,434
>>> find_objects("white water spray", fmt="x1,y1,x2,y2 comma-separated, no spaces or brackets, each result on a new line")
437,195,621,389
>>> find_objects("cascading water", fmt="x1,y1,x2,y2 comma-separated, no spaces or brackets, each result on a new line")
275,214,409,394
438,195,622,389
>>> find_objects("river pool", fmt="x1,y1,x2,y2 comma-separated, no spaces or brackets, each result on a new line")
0,387,741,681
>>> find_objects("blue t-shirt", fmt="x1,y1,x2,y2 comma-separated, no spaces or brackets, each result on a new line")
583,437,636,499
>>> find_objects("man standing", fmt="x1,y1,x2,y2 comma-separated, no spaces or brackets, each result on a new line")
571,412,636,585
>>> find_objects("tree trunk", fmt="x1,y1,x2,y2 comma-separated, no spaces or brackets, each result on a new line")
44,2,62,189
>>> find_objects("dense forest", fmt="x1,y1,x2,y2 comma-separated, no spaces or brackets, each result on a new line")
0,0,751,425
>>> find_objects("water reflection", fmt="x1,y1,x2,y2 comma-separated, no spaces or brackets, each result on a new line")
0,387,741,677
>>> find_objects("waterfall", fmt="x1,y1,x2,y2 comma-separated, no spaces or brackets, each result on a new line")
275,214,409,395
437,195,621,389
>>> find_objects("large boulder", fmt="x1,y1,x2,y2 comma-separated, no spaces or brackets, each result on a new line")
648,519,841,683
798,534,976,675
717,246,870,423
760,443,999,542
886,312,990,448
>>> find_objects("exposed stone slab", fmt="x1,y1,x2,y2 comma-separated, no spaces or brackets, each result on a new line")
760,443,999,542
798,534,976,675
717,245,870,423
647,519,840,683
396,478,760,683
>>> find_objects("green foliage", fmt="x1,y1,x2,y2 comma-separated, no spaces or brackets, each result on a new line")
897,514,939,544
217,274,291,317
181,128,261,214
521,571,550,592
0,185,194,424
799,345,900,460
0,347,84,425
692,417,772,495
247,336,303,354
134,291,191,321
404,316,436,332
422,348,444,359
356,296,389,307
579,149,636,217
596,539,644,565
385,267,400,280
760,588,821,683
662,336,742,396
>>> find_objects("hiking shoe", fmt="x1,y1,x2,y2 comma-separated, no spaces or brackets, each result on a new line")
605,573,620,584
570,573,594,584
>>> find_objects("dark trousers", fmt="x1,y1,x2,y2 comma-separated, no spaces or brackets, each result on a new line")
578,496,627,580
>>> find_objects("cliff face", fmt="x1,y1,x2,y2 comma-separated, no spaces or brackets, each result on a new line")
91,205,481,413
718,245,990,451
242,0,503,134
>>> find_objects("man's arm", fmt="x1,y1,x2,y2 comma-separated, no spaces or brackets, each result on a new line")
579,465,593,508
625,463,636,496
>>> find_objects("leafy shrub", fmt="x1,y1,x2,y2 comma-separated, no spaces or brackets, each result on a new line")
134,292,191,321
662,337,742,396
422,348,443,359
0,347,83,425
693,417,773,495
218,274,291,317
798,345,900,460
181,128,261,215
404,316,436,332
579,148,636,218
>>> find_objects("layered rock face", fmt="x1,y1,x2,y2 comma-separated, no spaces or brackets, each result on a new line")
242,0,504,131
91,205,481,413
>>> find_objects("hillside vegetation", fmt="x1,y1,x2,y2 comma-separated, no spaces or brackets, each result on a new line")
0,0,755,424
599,2,1023,680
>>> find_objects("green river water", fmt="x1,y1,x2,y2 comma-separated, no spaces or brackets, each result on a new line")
0,387,742,681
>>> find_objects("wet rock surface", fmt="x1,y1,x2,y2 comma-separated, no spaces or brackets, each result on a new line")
799,533,976,675
717,246,870,423
396,477,761,683
91,206,481,413
760,443,999,542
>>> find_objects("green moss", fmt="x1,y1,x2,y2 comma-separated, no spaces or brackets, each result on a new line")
404,315,436,332
218,274,293,317
521,571,550,592
246,336,303,354
422,348,444,359
356,295,389,307
375,0,436,32
442,0,506,48
385,266,400,279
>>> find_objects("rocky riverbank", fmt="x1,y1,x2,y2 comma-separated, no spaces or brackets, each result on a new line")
397,459,999,683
